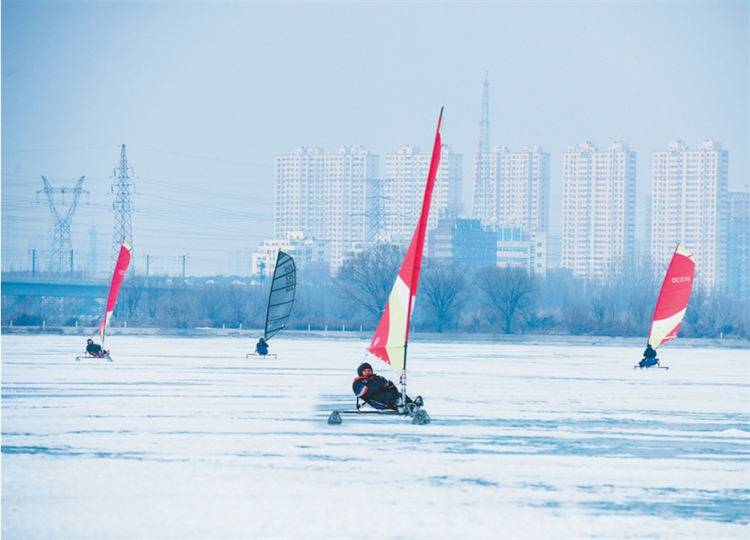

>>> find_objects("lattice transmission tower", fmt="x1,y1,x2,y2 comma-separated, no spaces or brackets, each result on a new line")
38,176,88,274
111,144,135,274
365,177,391,244
472,74,492,228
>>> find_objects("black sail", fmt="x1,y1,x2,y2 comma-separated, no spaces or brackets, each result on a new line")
264,251,296,340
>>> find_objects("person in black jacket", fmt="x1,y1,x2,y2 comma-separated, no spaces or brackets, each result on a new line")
86,338,106,358
256,337,269,356
639,343,659,367
352,362,422,409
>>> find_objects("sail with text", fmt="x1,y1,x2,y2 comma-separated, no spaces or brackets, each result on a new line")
368,108,443,372
98,239,132,342
264,250,297,341
648,243,695,348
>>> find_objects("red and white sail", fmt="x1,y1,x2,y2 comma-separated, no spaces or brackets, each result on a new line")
648,243,695,348
368,109,443,372
98,239,132,342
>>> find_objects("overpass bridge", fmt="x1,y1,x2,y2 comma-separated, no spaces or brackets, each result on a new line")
1,274,111,299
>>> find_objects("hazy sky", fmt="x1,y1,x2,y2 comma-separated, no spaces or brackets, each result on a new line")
2,1,748,277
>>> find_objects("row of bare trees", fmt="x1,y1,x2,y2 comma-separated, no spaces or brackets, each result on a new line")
3,244,749,339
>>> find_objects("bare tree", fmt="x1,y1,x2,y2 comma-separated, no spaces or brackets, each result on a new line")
474,265,537,334
419,261,470,332
333,244,404,321
225,283,250,328
590,281,622,331
197,284,229,327
119,272,147,320
625,260,658,334
143,276,168,321
165,283,196,329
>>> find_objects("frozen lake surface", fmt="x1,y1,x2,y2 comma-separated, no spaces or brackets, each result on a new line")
2,333,749,539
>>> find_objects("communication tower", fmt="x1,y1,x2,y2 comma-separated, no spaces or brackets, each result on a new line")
38,176,88,274
473,74,492,228
111,144,135,275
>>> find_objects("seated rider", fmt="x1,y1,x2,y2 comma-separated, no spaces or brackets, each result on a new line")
639,343,659,368
352,362,421,410
86,338,106,358
256,337,269,356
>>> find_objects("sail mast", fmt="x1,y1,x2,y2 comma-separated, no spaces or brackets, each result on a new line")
402,108,443,369
368,108,444,374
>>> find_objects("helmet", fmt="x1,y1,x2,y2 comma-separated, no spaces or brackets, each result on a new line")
357,362,373,376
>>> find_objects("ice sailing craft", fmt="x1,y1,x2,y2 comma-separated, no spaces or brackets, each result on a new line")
636,243,695,370
328,109,443,425
248,250,296,358
76,239,132,362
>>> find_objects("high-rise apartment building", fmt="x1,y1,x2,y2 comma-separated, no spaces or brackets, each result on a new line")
383,145,462,243
472,145,550,233
650,140,728,291
727,191,749,299
275,146,378,268
562,141,637,281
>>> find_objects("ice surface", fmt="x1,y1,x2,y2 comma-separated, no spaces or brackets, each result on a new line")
2,334,749,539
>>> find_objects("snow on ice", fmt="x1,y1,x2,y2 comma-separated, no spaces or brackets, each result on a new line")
2,333,748,539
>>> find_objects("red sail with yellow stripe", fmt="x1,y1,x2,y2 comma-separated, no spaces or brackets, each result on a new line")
368,109,443,372
648,243,695,348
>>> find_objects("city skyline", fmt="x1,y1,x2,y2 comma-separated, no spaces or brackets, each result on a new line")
2,2,747,276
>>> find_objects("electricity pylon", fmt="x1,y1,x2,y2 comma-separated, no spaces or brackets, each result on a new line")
38,176,88,274
111,144,135,275
366,177,390,244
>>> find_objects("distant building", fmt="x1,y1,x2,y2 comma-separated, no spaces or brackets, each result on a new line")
427,219,496,268
275,145,378,268
383,145,463,244
726,191,749,298
472,145,550,233
252,231,329,278
650,140,728,291
496,228,549,276
562,141,637,281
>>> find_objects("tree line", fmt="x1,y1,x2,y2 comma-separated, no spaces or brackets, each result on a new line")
3,244,749,340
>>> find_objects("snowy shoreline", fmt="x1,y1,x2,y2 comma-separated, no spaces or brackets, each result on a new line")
2,324,747,349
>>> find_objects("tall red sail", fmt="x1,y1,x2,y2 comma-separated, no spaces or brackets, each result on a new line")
368,109,443,371
98,239,132,342
648,243,695,348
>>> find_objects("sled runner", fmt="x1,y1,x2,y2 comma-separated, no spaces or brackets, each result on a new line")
76,352,113,362
328,396,431,425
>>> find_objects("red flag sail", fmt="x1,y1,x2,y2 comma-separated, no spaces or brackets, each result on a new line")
648,243,695,348
98,239,132,342
368,109,443,372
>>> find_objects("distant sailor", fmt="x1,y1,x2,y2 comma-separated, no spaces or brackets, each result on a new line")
86,338,106,358
639,343,658,368
256,337,269,356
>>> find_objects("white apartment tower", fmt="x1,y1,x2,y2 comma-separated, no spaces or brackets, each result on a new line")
562,142,637,281
383,145,463,243
651,140,728,291
472,145,550,233
275,146,378,268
